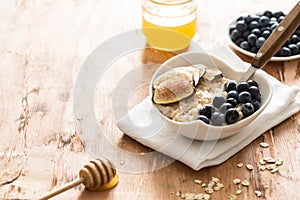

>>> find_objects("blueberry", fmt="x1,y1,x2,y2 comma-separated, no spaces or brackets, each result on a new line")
284,38,291,47
242,102,255,117
249,86,261,102
213,96,226,108
199,105,215,119
219,103,233,114
227,90,239,99
261,27,272,32
237,82,249,93
229,25,236,34
197,115,209,124
270,17,277,22
261,30,271,38
270,22,279,30
211,112,225,126
230,29,243,41
248,21,260,30
234,38,245,46
277,47,292,57
243,30,251,38
251,100,261,111
225,108,240,125
277,15,285,23
250,46,258,53
296,29,300,36
259,16,270,27
244,15,253,23
251,28,261,36
256,37,266,48
288,44,299,55
297,41,300,50
224,80,237,92
263,10,273,18
290,34,300,44
247,34,258,47
238,91,252,103
240,41,250,51
273,11,284,18
227,98,238,107
236,20,248,32
236,16,244,21
251,14,260,22
247,80,258,87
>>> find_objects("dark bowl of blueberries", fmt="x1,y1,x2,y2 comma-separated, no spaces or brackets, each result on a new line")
226,10,300,61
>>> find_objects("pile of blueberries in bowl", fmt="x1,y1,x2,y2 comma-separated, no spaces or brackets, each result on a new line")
229,10,300,57
198,80,261,126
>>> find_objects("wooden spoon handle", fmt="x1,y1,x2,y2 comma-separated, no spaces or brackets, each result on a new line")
251,1,300,68
39,178,84,200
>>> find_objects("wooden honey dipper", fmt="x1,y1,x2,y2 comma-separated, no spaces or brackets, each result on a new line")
39,158,119,200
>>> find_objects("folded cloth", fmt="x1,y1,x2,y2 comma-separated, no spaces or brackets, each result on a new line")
117,44,300,170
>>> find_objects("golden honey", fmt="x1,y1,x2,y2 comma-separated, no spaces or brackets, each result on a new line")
142,0,198,51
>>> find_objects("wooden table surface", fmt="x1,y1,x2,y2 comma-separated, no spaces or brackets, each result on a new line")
0,0,299,199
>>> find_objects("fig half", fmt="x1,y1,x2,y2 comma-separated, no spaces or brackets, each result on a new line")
153,77,194,104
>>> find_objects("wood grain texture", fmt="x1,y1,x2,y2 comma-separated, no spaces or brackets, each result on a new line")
0,0,299,199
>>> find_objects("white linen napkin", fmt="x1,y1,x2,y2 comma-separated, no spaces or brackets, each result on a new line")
117,44,300,170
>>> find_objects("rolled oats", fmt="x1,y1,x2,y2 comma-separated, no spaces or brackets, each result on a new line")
246,164,254,170
259,142,269,148
237,162,243,168
271,168,279,173
241,180,249,187
233,178,241,184
255,190,262,197
194,179,202,185
235,189,242,195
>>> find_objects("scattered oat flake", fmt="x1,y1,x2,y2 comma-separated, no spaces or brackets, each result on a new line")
205,188,214,194
275,159,283,166
246,164,254,170
212,177,220,182
194,179,202,184
208,181,215,187
203,194,210,200
228,194,237,200
259,159,266,165
266,158,276,163
237,162,243,168
266,164,276,170
201,183,206,187
255,190,262,197
236,189,242,195
213,186,221,191
241,180,249,187
263,156,273,161
260,166,267,171
194,193,205,199
233,178,241,184
264,184,269,189
260,142,269,148
271,168,279,173
119,160,125,165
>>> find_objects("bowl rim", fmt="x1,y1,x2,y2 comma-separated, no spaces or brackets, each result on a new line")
225,11,300,62
150,51,273,131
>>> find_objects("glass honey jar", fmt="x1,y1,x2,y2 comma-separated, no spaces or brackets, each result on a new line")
142,0,198,51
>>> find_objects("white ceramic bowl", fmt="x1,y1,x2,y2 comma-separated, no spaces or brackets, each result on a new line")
225,12,300,62
150,52,273,140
